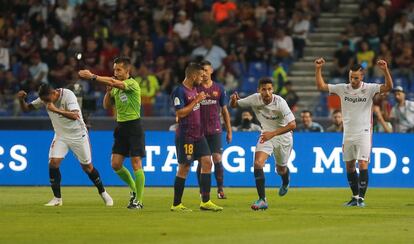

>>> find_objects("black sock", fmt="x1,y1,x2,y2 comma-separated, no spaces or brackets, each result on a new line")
200,173,211,203
254,169,266,200
87,167,105,194
359,169,369,199
49,167,61,198
196,163,201,194
214,162,224,192
280,167,290,187
173,176,186,206
347,170,359,196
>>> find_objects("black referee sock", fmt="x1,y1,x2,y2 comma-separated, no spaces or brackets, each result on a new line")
347,170,359,196
173,176,186,206
214,162,224,191
49,167,61,198
87,168,105,194
281,167,290,187
254,169,266,200
200,173,211,203
196,163,201,194
359,169,369,199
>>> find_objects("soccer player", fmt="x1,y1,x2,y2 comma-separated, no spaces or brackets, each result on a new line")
196,60,232,199
315,58,393,207
230,77,296,210
78,57,145,209
170,62,223,212
17,84,113,207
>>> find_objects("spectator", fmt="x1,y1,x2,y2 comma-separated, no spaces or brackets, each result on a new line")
173,11,193,41
282,81,299,113
191,37,227,71
390,86,414,133
271,29,294,68
211,0,237,24
136,63,160,116
393,13,414,40
289,10,310,59
331,40,354,79
297,110,324,132
373,105,393,133
0,40,10,71
326,110,343,132
233,110,261,132
29,53,49,84
272,62,288,95
356,41,375,77
55,0,75,31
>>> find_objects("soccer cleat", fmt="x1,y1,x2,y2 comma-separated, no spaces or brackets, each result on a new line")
127,192,138,209
251,198,268,211
100,191,113,206
278,184,289,197
200,200,223,211
344,196,358,207
44,197,63,207
170,203,192,212
217,191,227,199
357,198,366,208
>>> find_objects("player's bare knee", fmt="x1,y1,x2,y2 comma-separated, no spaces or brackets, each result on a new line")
276,165,287,175
253,160,264,169
49,158,61,168
212,153,221,163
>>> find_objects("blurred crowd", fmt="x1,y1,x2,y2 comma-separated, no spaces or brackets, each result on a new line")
0,0,413,132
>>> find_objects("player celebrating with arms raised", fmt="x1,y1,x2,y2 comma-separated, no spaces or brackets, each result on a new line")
315,58,393,207
230,77,296,210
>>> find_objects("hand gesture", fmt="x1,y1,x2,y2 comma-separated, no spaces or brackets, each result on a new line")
226,131,232,144
46,103,58,113
314,58,325,68
106,86,112,93
230,91,240,102
195,91,206,103
16,90,27,100
260,131,274,143
78,70,94,80
376,59,388,71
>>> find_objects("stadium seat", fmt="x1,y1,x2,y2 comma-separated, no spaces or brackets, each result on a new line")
369,77,384,84
240,76,258,95
393,77,408,91
248,61,268,79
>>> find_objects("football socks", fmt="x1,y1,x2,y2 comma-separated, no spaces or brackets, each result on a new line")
134,169,145,203
173,176,186,206
359,169,369,198
87,167,105,194
347,170,359,196
115,166,136,192
254,168,266,200
49,167,61,198
200,173,211,203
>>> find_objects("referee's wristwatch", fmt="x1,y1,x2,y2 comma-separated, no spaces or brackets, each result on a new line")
91,74,97,81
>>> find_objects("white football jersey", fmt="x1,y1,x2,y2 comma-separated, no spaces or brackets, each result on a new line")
31,88,87,139
328,82,380,136
238,93,295,137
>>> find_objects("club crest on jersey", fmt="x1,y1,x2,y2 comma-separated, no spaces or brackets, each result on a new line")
174,97,180,106
212,91,218,97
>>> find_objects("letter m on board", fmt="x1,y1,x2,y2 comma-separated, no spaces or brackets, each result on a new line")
312,147,343,173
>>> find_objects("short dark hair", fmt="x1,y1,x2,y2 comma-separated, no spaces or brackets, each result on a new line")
341,40,350,46
114,56,131,66
199,60,212,66
332,109,341,115
38,83,52,97
301,110,313,117
185,62,203,77
258,77,273,87
350,63,363,72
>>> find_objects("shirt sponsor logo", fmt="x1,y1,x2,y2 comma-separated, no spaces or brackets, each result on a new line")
344,97,367,103
200,99,217,105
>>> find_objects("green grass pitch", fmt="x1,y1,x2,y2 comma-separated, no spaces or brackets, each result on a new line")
0,187,413,243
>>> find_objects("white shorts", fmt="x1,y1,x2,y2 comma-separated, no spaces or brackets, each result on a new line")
342,134,372,162
255,134,293,167
49,134,92,165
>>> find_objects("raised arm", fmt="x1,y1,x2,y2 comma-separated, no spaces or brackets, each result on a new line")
229,92,240,108
78,70,127,90
314,58,329,92
16,91,35,112
46,103,80,120
176,92,206,119
377,60,393,93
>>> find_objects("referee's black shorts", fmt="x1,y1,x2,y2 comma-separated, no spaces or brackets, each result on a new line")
112,119,146,158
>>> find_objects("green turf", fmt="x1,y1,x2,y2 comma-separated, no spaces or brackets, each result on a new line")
0,187,413,243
